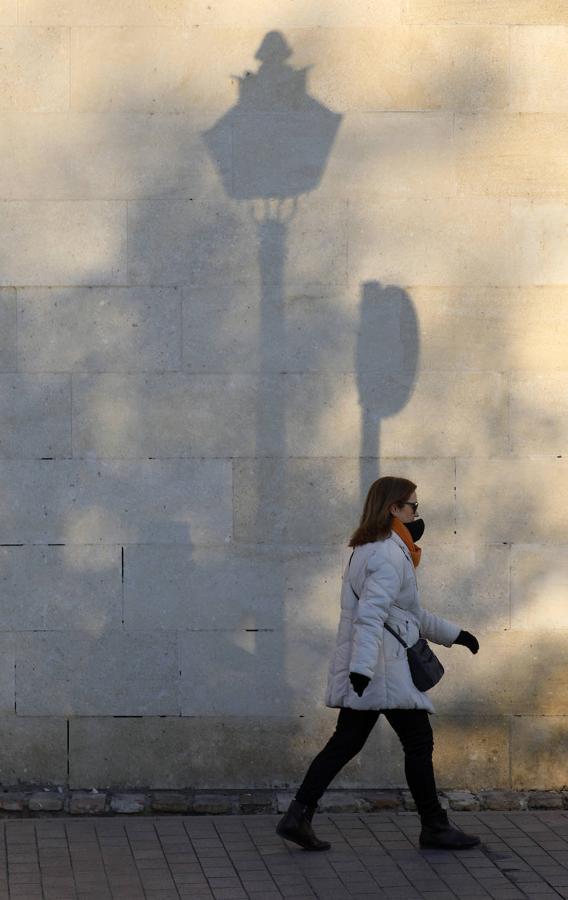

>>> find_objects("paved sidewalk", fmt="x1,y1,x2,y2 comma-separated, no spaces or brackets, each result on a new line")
1,810,568,899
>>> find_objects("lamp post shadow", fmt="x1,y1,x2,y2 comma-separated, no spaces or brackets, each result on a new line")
201,30,342,734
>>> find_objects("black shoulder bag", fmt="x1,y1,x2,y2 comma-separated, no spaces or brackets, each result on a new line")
348,551,445,692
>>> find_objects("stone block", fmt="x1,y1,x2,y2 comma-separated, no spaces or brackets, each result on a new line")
72,373,286,458
0,791,25,811
364,791,401,810
28,791,64,811
511,24,568,111
511,200,568,285
527,791,563,809
401,790,416,810
417,542,509,633
239,791,274,813
285,26,508,112
184,0,402,27
457,458,568,544
70,26,250,113
507,639,568,716
315,112,455,199
67,710,376,790
0,375,70,458
0,113,226,201
442,790,480,811
128,197,347,288
0,1,16,25
431,716,510,789
510,374,568,456
150,791,189,813
18,287,181,372
0,633,15,715
348,198,513,288
21,0,185,26
179,626,333,716
0,26,68,111
110,793,147,814
70,25,189,113
435,631,568,717
0,459,232,544
511,716,568,790
233,458,456,545
66,24,506,115
0,545,120,631
0,201,126,286
0,290,16,370
0,718,67,784
283,371,507,459
316,792,366,813
69,790,107,814
190,793,236,814
182,282,411,376
479,790,526,811
185,284,568,377
71,370,506,460
412,286,568,373
403,1,568,24
125,543,340,631
72,21,475,117
456,114,568,198
16,630,179,715
511,545,568,630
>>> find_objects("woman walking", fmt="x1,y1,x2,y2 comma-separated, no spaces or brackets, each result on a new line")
276,476,481,851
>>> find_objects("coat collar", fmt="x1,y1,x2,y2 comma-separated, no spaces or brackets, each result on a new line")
389,529,413,564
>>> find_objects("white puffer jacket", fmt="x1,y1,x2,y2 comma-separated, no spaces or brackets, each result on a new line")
324,531,461,714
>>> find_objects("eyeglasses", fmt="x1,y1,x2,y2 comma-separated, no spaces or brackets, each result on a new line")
399,501,419,512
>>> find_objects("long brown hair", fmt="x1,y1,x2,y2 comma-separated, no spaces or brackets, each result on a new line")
348,476,417,546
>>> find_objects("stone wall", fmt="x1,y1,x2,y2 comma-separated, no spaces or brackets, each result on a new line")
1,0,567,791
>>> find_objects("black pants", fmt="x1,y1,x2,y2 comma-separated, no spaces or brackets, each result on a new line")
294,707,443,820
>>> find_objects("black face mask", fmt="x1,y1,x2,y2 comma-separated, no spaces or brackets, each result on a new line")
405,517,425,543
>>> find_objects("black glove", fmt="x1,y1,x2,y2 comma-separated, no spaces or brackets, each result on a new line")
349,672,371,696
454,630,479,654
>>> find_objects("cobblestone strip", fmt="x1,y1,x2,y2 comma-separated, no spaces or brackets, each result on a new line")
4,788,568,818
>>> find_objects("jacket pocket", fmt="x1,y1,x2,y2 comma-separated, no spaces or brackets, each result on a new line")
384,621,407,659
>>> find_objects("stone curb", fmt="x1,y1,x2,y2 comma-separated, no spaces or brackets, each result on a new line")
0,788,566,816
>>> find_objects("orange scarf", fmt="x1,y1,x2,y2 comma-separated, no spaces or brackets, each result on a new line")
390,517,422,568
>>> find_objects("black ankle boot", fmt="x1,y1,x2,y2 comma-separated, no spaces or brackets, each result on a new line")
276,799,331,851
419,808,481,850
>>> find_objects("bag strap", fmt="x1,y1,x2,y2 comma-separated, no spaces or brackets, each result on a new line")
383,621,409,648
347,550,409,649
